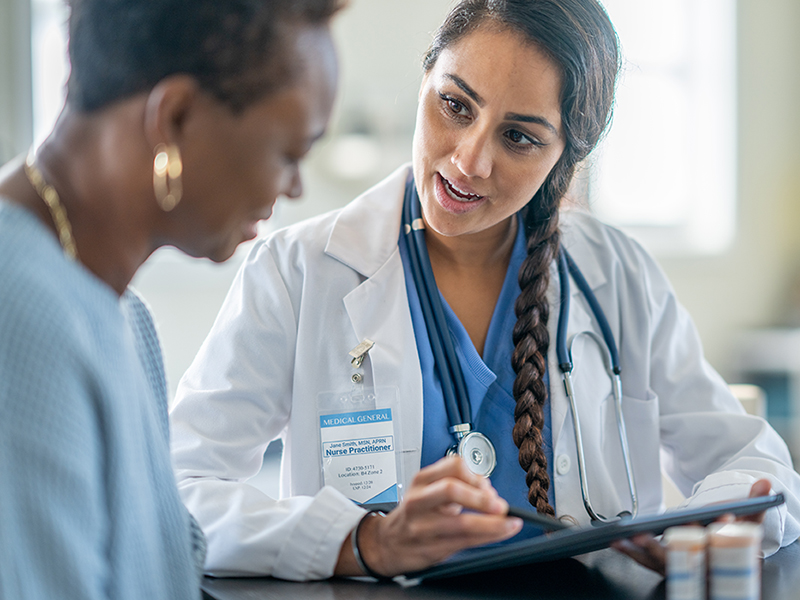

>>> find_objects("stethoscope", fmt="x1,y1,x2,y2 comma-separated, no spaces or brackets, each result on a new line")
402,177,638,522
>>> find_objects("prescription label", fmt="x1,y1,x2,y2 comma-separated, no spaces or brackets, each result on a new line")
319,408,398,505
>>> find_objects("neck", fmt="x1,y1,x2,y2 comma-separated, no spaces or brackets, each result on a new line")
424,216,518,274
25,107,157,295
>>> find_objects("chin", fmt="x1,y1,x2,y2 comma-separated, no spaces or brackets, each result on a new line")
175,236,238,263
207,244,238,263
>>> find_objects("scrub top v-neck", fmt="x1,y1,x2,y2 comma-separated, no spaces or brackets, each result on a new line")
398,213,555,537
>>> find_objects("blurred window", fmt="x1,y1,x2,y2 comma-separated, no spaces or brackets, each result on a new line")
31,0,69,147
586,0,737,256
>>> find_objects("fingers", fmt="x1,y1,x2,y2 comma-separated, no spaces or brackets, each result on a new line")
350,456,524,576
406,474,507,517
612,534,666,576
749,478,771,498
610,481,775,581
411,455,489,490
357,501,521,576
731,479,772,524
407,456,507,516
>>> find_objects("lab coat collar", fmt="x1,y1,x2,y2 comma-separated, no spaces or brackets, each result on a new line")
558,208,609,295
325,166,608,297
324,164,410,276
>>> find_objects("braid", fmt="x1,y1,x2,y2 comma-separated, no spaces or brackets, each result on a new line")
511,203,561,516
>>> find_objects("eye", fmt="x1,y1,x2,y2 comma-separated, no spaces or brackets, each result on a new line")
439,93,468,118
504,129,535,147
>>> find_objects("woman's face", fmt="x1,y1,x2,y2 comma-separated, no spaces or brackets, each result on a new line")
412,25,566,240
172,25,338,262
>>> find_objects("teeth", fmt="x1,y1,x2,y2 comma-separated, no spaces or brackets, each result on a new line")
442,176,482,201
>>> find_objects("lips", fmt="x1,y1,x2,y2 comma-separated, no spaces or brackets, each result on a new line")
440,174,484,202
432,173,488,216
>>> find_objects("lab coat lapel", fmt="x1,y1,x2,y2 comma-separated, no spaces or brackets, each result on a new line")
325,165,424,484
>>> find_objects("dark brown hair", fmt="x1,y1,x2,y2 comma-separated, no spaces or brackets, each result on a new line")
66,0,345,113
424,0,620,515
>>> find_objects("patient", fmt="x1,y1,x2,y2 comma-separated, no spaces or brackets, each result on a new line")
0,0,341,597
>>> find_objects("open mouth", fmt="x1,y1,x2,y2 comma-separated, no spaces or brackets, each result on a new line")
440,174,484,202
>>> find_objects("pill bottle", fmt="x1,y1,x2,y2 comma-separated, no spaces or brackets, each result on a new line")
664,525,708,600
708,522,763,600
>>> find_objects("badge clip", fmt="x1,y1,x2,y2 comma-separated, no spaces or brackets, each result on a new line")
349,339,375,368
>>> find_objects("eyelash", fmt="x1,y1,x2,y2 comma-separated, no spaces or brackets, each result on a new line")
438,92,542,153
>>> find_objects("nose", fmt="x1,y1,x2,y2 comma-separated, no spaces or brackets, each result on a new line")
451,125,493,180
282,164,303,200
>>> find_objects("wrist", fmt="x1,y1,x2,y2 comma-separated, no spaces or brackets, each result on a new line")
351,510,392,581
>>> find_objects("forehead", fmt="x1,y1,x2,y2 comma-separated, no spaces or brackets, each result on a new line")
430,25,563,124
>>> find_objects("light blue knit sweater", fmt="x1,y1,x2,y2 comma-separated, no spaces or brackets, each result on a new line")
0,200,201,599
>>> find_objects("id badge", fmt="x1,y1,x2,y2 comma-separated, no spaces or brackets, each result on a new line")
318,387,401,509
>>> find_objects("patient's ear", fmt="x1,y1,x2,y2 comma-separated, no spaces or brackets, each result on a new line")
143,75,201,149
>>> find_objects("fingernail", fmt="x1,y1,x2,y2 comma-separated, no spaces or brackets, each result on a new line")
507,517,523,532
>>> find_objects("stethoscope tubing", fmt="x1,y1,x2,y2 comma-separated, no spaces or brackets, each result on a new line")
557,249,638,521
403,181,471,432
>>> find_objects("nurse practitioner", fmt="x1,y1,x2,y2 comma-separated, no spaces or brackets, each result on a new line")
170,0,800,581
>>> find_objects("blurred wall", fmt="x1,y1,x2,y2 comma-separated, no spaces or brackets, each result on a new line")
130,0,800,400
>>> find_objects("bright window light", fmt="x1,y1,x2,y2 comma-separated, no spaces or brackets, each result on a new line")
587,0,736,256
31,0,69,147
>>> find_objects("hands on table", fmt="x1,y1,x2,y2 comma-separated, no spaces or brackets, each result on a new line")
611,478,773,576
335,456,523,578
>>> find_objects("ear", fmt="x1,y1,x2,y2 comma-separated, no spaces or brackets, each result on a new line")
143,75,201,150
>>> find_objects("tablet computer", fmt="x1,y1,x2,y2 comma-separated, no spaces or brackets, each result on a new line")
404,493,785,582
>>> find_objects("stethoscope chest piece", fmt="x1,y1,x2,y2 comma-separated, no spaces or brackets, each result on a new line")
446,431,497,477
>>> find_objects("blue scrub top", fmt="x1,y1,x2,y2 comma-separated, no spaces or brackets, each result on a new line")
398,215,555,540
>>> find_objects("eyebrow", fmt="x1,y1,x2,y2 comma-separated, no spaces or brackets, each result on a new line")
444,73,559,136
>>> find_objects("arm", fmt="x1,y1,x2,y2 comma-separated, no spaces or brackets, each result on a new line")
639,246,800,555
611,239,800,571
170,241,372,580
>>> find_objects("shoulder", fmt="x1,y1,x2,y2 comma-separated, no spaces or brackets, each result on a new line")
559,208,650,266
0,202,124,413
558,207,675,304
248,164,409,275
0,239,99,365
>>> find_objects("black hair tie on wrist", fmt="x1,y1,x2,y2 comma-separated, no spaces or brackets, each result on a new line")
351,510,392,581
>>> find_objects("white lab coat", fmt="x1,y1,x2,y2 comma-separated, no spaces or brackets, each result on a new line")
170,164,800,581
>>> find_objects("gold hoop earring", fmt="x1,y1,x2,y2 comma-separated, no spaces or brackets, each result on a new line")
153,143,183,212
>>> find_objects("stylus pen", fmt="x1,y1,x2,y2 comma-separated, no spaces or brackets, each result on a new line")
507,506,572,531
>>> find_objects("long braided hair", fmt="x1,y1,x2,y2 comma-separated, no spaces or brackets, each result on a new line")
423,0,620,515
